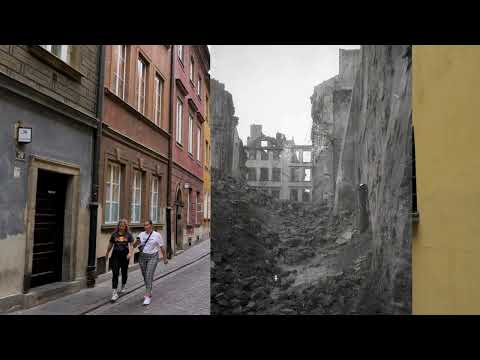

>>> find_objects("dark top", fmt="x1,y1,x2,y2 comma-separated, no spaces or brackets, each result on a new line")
110,231,134,254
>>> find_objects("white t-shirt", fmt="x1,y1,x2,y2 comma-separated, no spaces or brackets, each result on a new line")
139,231,165,255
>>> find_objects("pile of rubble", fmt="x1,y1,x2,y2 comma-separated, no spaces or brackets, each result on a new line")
211,175,372,315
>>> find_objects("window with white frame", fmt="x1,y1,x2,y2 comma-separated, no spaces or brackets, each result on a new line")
197,127,201,161
204,192,208,220
197,76,201,97
154,74,164,126
41,45,72,64
136,57,147,115
113,45,127,100
177,45,184,63
176,98,183,144
190,57,194,83
131,170,142,223
208,193,211,219
196,191,202,224
150,176,160,223
105,163,121,224
188,114,193,154
187,188,191,225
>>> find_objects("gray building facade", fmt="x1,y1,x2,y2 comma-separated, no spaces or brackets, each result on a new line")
0,45,100,312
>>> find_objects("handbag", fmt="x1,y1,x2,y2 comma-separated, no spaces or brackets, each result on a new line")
138,231,153,253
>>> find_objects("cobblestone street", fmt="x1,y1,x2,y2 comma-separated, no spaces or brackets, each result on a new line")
87,255,210,315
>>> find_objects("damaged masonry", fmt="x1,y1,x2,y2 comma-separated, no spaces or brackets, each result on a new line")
211,45,412,315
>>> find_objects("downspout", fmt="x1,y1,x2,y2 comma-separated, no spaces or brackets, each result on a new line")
166,45,176,259
87,44,105,287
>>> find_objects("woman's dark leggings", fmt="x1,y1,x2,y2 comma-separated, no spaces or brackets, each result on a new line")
111,251,129,289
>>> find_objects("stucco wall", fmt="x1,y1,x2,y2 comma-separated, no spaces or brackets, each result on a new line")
412,46,480,314
0,88,93,298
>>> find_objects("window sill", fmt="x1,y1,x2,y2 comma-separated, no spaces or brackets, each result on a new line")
29,45,85,82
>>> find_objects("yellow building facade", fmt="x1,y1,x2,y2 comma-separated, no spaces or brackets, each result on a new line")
413,45,480,314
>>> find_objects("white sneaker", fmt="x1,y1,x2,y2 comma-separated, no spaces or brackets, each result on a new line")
143,296,151,306
111,290,119,302
119,285,126,294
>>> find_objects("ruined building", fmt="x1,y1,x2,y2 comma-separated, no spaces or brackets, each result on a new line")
245,124,313,202
333,45,412,313
310,49,360,206
210,78,246,178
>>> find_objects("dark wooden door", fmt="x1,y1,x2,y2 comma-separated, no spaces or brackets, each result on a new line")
31,169,67,288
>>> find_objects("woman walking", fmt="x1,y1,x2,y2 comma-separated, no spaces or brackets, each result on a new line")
134,220,168,305
106,219,133,302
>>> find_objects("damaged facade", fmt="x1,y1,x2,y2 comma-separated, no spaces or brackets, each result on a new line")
245,124,313,202
210,78,246,178
0,45,101,312
310,49,360,207
331,45,412,313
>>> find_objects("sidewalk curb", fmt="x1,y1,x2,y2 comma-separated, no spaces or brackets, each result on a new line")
82,251,210,315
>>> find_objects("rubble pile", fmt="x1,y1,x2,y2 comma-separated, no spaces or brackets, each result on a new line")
211,175,372,315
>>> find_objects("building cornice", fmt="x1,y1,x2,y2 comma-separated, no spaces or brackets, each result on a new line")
0,71,98,129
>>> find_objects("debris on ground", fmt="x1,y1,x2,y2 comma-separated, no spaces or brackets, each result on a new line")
211,175,373,315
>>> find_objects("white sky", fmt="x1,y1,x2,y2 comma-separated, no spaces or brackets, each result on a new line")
210,45,360,145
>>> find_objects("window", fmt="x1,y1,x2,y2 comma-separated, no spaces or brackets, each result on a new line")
197,127,201,161
205,140,209,166
291,150,301,163
176,98,183,144
247,167,256,181
290,168,299,182
261,140,268,147
136,57,147,115
261,150,269,160
204,192,208,220
150,177,160,223
271,189,280,199
190,57,194,83
303,151,311,163
197,76,202,97
272,168,281,182
273,150,281,160
290,189,298,201
41,45,72,64
187,188,191,225
178,45,184,63
302,189,311,202
131,170,142,223
248,150,256,160
113,45,127,100
154,74,164,126
105,163,121,224
196,191,202,225
260,168,269,182
412,126,419,221
188,114,193,154
304,169,311,182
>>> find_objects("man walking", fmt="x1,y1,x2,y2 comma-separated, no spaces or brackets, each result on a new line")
134,220,168,306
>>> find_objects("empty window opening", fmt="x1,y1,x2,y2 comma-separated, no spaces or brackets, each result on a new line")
260,168,269,181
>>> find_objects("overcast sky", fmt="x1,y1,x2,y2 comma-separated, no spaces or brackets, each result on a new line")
210,45,360,145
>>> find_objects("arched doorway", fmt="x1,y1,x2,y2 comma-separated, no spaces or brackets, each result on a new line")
175,187,184,251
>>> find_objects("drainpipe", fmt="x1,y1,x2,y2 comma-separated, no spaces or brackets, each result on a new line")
166,45,176,259
86,44,105,287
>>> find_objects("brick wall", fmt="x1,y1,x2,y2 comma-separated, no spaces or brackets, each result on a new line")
0,45,99,117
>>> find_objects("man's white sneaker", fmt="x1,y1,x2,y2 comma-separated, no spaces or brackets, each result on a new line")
143,296,151,306
111,290,119,302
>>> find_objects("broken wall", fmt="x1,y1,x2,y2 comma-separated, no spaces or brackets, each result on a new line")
334,45,412,313
210,78,245,179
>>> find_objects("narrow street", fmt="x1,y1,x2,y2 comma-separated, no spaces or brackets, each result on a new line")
12,239,210,315
87,255,210,315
